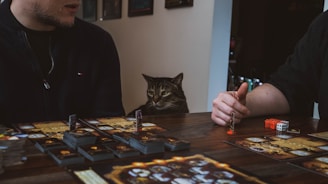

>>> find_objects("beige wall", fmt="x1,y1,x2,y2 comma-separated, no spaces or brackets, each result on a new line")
93,0,216,114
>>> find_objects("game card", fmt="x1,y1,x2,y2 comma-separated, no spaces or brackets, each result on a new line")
290,154,328,177
309,131,328,141
15,120,84,140
227,135,328,160
104,154,267,184
81,117,166,134
74,169,108,184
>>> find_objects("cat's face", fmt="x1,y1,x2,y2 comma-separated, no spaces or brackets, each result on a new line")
147,84,174,110
143,73,184,110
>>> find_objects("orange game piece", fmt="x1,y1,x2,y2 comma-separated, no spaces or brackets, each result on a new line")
226,129,235,135
264,118,281,130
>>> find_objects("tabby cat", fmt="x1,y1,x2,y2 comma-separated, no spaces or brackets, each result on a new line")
128,73,189,116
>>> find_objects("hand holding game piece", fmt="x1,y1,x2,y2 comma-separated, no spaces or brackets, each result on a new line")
227,112,236,135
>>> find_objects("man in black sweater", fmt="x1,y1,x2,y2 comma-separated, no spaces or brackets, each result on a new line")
0,0,125,125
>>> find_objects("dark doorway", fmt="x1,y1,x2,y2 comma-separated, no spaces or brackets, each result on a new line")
229,0,324,84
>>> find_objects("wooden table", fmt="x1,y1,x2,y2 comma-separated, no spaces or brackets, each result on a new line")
1,112,328,184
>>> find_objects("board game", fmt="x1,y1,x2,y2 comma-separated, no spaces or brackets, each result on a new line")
14,116,190,166
103,154,267,184
290,154,328,177
227,134,328,160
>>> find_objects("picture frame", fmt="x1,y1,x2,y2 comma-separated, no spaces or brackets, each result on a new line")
165,0,193,9
82,0,97,22
128,0,154,17
102,0,122,20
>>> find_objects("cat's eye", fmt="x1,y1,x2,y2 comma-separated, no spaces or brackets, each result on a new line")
161,91,170,97
147,90,154,97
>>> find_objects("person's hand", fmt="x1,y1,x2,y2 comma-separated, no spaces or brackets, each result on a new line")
211,82,250,126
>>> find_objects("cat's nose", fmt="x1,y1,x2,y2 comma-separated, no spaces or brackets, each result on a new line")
153,96,160,103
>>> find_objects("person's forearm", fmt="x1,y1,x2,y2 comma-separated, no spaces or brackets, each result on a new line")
245,83,290,117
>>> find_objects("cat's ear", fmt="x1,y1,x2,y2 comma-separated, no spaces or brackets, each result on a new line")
142,74,153,83
171,73,183,86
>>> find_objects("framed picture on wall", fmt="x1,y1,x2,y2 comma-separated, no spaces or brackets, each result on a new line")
165,0,193,9
128,0,154,17
82,0,97,22
102,0,122,20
